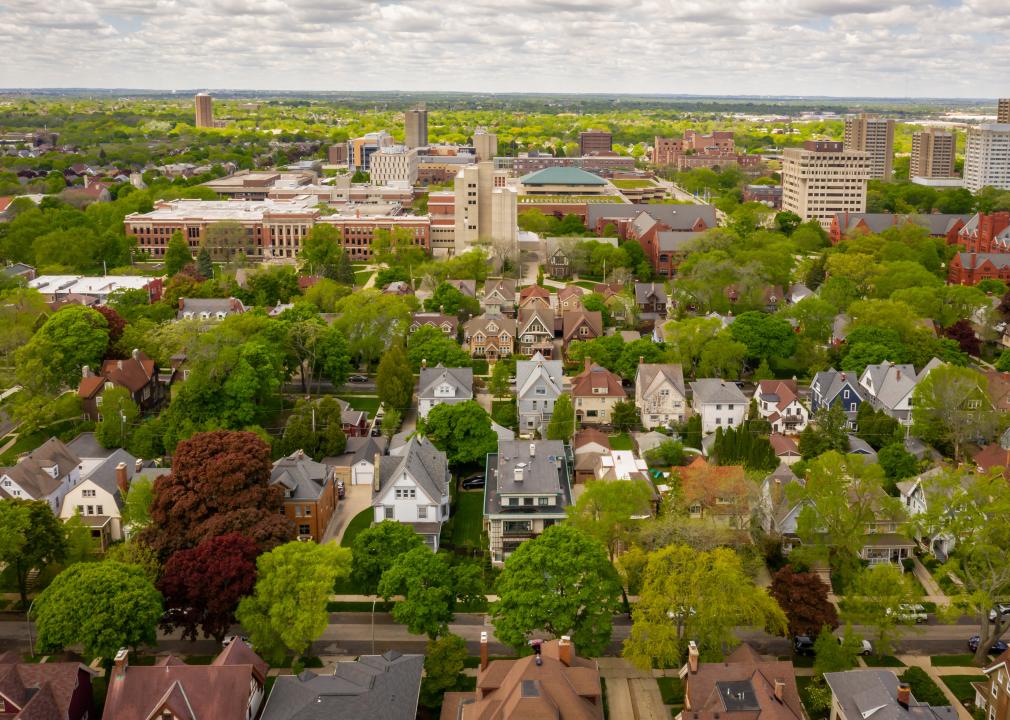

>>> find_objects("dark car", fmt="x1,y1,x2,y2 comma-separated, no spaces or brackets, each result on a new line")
336,480,345,499
348,374,368,383
461,475,485,490
968,635,1009,654
370,427,381,437
793,635,815,656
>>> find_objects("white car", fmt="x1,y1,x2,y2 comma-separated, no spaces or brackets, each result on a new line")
838,636,874,655
887,604,928,624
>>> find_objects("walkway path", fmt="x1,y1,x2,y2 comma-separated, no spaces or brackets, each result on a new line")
322,484,373,544
597,658,669,720
911,556,947,601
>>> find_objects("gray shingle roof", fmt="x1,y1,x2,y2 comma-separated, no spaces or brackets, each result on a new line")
516,353,563,400
587,203,717,231
823,670,955,720
271,451,332,501
417,365,473,401
635,282,667,304
375,436,449,505
637,363,686,400
958,252,1010,269
690,379,747,406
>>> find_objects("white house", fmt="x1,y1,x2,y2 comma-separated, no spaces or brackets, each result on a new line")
417,364,473,419
859,359,942,425
896,466,966,561
516,352,565,438
0,437,82,515
635,363,688,430
689,379,748,435
372,436,451,550
755,379,809,434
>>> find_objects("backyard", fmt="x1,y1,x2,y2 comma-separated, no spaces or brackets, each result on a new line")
450,490,485,550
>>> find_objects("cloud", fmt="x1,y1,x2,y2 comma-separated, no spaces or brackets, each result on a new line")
0,0,1004,97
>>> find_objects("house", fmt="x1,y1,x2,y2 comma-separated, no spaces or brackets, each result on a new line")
810,368,863,428
769,433,801,465
261,651,423,720
573,428,611,483
417,364,474,419
410,311,458,336
859,360,941,425
271,450,338,542
0,262,36,282
831,314,851,345
102,642,269,720
516,352,564,438
823,670,955,720
372,436,450,550
545,237,575,279
78,349,164,421
755,380,809,435
690,379,748,435
464,314,516,360
678,642,804,720
847,435,878,462
983,370,1010,412
446,278,477,298
176,297,247,321
0,651,96,720
759,463,802,539
973,649,1010,720
518,284,551,310
483,278,517,315
570,360,627,426
896,466,962,561
0,437,81,514
517,306,557,357
442,635,603,720
788,282,814,304
327,435,387,487
561,309,603,350
676,457,751,530
484,439,573,565
557,285,585,313
592,450,650,485
634,282,667,318
383,280,413,296
635,363,688,429
972,438,1010,477
337,399,370,438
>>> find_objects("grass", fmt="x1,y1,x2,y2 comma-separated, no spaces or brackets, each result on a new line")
573,281,599,290
657,677,685,706
354,270,374,286
450,491,485,549
326,600,395,612
338,507,374,548
932,654,978,667
0,418,93,465
611,179,656,189
796,677,826,720
337,394,381,414
609,432,633,450
940,675,986,706
899,666,949,707
864,655,906,667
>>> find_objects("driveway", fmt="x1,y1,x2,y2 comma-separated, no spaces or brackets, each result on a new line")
597,658,669,720
323,483,373,544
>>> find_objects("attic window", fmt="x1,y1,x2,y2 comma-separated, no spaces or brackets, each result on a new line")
522,680,540,698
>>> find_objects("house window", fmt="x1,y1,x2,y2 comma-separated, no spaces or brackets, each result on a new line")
715,418,721,425
395,488,417,499
418,505,428,519
77,505,84,514
304,506,311,517
843,389,850,399
716,404,722,410
86,505,94,515
384,506,394,520
96,505,103,514
538,497,550,506
295,506,303,517
535,387,545,395
83,489,96,498
849,402,856,411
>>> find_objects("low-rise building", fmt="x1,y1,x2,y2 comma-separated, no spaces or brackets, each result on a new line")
859,360,941,425
635,282,668,319
371,436,450,550
570,360,626,426
29,274,163,304
482,278,517,315
561,309,603,350
517,306,556,358
690,379,748,435
409,311,458,336
755,379,809,435
676,457,751,530
464,314,515,360
557,285,585,312
829,212,968,245
810,368,864,428
0,651,96,720
176,297,247,321
635,363,688,429
417,364,473,419
974,649,1010,720
516,352,565,438
78,349,164,422
271,450,338,542
327,436,386,487
0,437,81,514
824,670,955,720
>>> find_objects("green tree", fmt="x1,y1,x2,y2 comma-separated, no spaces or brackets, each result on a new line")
335,290,412,366
15,305,109,393
844,564,921,656
299,224,342,277
0,287,49,364
164,231,192,276
245,265,301,305
623,545,787,669
376,341,413,413
0,499,68,607
422,401,497,466
94,387,140,449
351,521,425,594
196,246,214,279
912,365,997,463
697,334,748,379
567,479,653,562
491,525,622,657
236,541,351,664
407,326,471,370
488,358,514,399
877,444,919,489
729,311,797,363
545,393,575,441
35,561,162,663
121,475,154,533
420,634,468,709
798,405,850,460
813,624,861,676
203,220,246,262
424,282,480,317
611,399,640,431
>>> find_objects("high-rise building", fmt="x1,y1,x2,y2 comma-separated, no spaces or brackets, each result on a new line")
453,161,516,255
404,104,428,149
578,130,612,156
998,98,1010,124
781,141,872,230
474,128,498,162
964,123,1010,192
843,114,894,180
910,129,957,179
194,93,214,128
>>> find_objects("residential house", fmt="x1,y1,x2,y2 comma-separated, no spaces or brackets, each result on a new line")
464,314,515,360
847,434,878,463
788,282,814,304
103,643,268,720
383,280,413,296
0,437,81,514
678,642,805,720
0,262,36,282
571,360,626,426
759,463,802,539
973,649,1010,720
831,314,851,346
859,360,941,425
518,284,551,310
592,449,651,490
261,651,423,720
338,399,370,438
896,466,962,561
372,436,450,550
690,379,748,435
557,285,585,313
573,428,611,483
517,306,557,358
442,635,603,720
983,370,1010,412
417,364,474,419
634,282,668,319
810,368,864,428
769,433,801,465
409,312,458,336
676,457,751,530
755,379,810,435
482,278,517,316
561,309,603,351
176,297,247,320
78,349,164,421
327,435,387,487
0,651,96,720
823,670,955,720
484,439,573,565
635,363,688,429
271,451,338,542
515,352,564,438
446,279,477,298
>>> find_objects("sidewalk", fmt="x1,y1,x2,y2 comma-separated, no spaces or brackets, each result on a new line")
911,557,947,603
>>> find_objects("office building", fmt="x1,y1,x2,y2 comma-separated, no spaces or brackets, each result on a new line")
911,129,957,179
578,129,612,156
453,161,517,255
998,98,1010,124
349,131,394,172
781,141,872,230
194,93,213,128
653,131,763,171
844,114,894,180
964,123,1010,192
404,103,428,149
327,144,347,165
474,127,498,162
369,145,419,186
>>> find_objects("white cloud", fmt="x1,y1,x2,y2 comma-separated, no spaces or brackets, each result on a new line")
0,0,1004,96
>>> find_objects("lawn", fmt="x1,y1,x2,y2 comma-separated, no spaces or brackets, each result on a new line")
450,491,485,550
932,654,977,667
899,666,948,706
573,281,599,290
609,432,634,450
611,179,655,189
337,394,381,414
940,675,986,706
863,655,906,667
354,270,374,286
656,677,685,709
0,418,93,465
339,507,374,548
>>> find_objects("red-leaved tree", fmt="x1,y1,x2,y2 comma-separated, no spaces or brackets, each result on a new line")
770,564,839,637
142,430,294,558
159,532,259,641
943,319,981,357
94,304,126,347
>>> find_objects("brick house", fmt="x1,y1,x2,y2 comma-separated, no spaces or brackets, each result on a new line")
78,349,164,421
952,212,1010,253
518,284,551,310
0,651,96,720
570,359,626,426
974,649,1010,720
465,314,516,360
949,252,1010,285
270,450,338,542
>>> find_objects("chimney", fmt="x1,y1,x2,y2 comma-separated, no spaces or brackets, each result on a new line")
529,443,535,457
688,640,699,674
113,648,129,679
514,466,524,483
117,360,123,370
639,356,644,365
421,358,427,369
897,682,911,708
132,348,141,361
178,297,185,310
134,458,144,473
895,369,901,381
480,631,489,671
584,357,591,371
558,635,573,667
774,679,785,702
115,462,128,496
82,365,92,378
373,454,381,492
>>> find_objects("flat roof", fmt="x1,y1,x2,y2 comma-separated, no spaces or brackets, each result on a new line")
125,198,320,222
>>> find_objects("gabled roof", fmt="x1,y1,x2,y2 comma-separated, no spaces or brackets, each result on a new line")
811,368,862,403
518,306,556,336
573,428,611,452
769,433,800,457
483,278,517,304
465,313,516,337
586,203,717,232
634,282,668,304
685,645,805,720
557,285,585,302
562,309,603,344
97,350,156,393
0,653,95,720
418,365,473,400
823,670,955,720
690,379,747,406
516,353,564,400
860,362,917,409
570,362,626,399
758,380,801,414
375,436,449,505
271,451,332,501
0,438,81,499
636,363,686,399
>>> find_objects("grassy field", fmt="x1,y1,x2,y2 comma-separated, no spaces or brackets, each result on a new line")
354,270,374,286
611,179,655,189
451,491,485,549
863,655,905,667
932,654,977,666
609,432,634,450
339,507,374,548
573,281,599,290
940,675,986,706
337,394,381,414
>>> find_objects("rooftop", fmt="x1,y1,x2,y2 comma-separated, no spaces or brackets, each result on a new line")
520,167,608,186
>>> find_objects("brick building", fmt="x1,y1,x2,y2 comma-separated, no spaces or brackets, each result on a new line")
653,131,763,171
952,212,1010,253
579,130,612,156
948,252,1010,285
829,212,969,245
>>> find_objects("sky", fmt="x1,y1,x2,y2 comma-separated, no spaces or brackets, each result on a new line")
0,0,1008,98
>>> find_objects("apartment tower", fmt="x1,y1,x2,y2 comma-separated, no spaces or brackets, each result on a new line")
404,104,428,149
998,98,1010,124
964,123,1010,192
474,127,498,162
194,93,214,128
453,161,517,255
579,130,612,156
843,114,894,180
910,129,957,178
781,141,872,230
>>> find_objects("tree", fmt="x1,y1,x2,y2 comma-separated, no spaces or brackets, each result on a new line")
164,231,192,276
275,397,348,460
35,562,162,663
798,405,850,460
245,265,301,305
611,400,640,432
94,305,126,347
0,499,68,607
299,224,342,277
943,319,981,357
236,541,351,664
877,444,919,488
683,415,703,450
376,342,413,413
15,305,109,393
422,401,497,466
196,246,214,279
159,532,259,641
424,282,480,317
545,393,575,441
406,326,471,371
491,525,622,657
697,334,748,379
488,358,514,399
567,479,653,563
94,387,140,449
142,430,293,558
420,634,468,709
624,545,787,669
813,624,861,676
121,475,154,533
351,521,425,594
775,211,802,235
844,564,921,656
203,220,246,262
912,365,997,463
729,312,797,363
644,440,686,467
854,403,902,450
105,540,160,582
770,565,838,637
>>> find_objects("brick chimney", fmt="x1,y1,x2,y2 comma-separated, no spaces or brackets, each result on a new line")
688,640,699,674
584,357,591,371
82,365,92,378
113,648,129,679
558,635,573,667
373,453,381,493
115,462,128,496
897,682,911,708
774,679,785,702
480,631,489,671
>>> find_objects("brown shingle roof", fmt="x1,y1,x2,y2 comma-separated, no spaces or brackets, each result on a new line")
98,351,156,394
562,310,603,345
684,644,805,720
0,653,95,720
570,361,625,399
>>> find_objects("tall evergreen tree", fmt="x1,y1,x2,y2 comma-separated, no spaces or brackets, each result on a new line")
335,250,354,285
196,246,214,279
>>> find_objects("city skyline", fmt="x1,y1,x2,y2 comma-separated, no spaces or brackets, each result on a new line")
1,0,1008,97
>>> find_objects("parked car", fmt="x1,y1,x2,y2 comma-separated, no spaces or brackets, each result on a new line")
968,635,1009,654
336,480,345,499
835,636,874,655
989,603,1010,622
461,474,485,490
887,603,929,624
348,374,368,383
793,635,815,656
370,427,381,437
